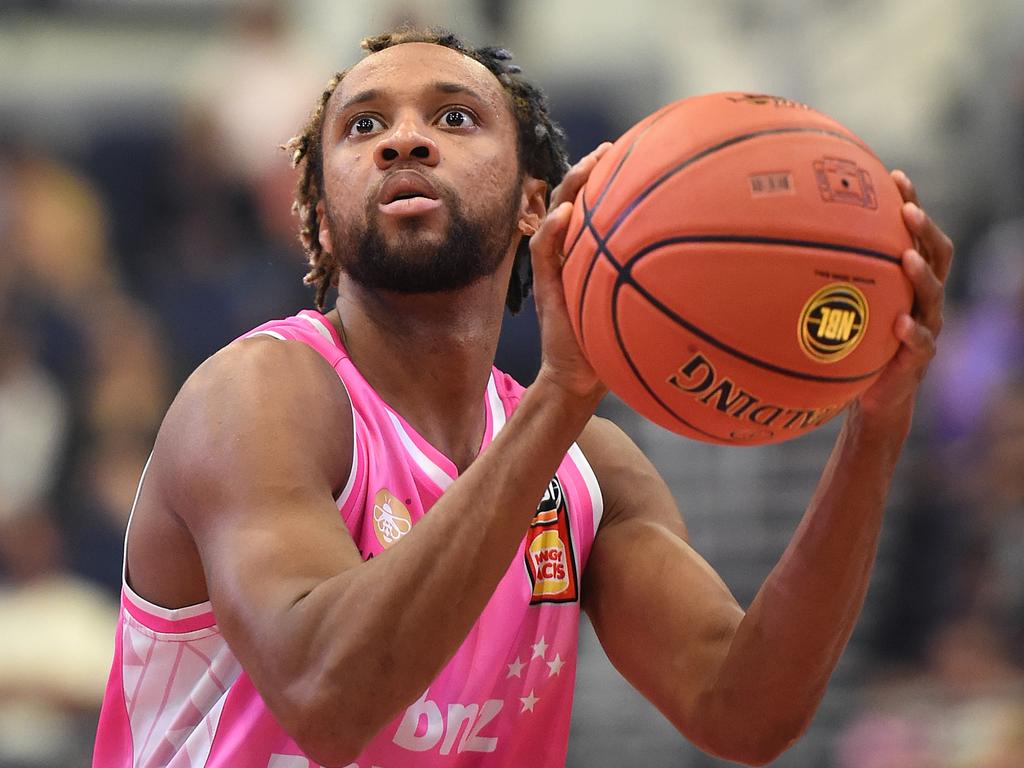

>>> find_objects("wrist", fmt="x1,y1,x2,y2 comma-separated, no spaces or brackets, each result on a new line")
845,398,913,451
528,366,606,423
532,363,607,411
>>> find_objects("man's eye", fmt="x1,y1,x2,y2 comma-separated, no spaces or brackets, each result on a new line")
348,116,384,136
441,109,476,129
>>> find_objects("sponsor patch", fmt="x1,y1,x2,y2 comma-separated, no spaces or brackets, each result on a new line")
525,477,579,605
373,488,413,549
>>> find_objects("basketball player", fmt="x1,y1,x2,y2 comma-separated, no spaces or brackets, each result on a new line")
94,28,953,768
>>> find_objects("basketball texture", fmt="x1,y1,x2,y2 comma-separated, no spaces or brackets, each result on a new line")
562,92,913,445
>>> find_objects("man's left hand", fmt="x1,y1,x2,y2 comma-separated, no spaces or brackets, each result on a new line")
854,170,954,432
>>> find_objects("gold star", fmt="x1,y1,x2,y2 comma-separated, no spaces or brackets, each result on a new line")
507,657,525,679
530,636,548,660
546,653,565,677
520,689,539,713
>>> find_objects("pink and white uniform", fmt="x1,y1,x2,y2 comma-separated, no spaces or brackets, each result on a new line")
93,310,604,768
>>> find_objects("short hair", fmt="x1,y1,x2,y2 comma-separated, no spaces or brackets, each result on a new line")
284,27,570,312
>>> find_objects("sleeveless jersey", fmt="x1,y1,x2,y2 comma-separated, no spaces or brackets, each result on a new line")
93,310,604,768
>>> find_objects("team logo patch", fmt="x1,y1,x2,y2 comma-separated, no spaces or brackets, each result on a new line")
525,477,579,605
798,283,869,362
373,489,413,549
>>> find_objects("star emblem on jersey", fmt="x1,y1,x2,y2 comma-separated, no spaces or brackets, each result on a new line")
546,653,564,677
506,657,525,679
531,636,548,660
496,636,570,724
519,690,539,713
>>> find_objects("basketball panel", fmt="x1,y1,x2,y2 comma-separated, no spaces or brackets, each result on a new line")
628,242,907,377
579,92,872,240
600,133,912,267
613,284,863,444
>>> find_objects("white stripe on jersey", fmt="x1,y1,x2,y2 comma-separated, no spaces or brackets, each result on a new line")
568,442,604,532
386,409,455,491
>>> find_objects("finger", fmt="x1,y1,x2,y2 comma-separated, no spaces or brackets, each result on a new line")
901,202,954,284
892,170,923,254
891,169,920,207
891,313,937,376
530,201,575,279
549,142,614,210
902,248,944,337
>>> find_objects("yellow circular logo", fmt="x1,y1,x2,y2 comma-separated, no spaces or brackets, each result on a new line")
798,283,868,363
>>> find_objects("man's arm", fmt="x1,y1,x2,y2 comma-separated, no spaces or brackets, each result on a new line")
581,172,953,766
153,338,598,765
143,145,614,767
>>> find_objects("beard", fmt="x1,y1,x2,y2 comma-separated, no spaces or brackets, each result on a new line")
327,175,522,294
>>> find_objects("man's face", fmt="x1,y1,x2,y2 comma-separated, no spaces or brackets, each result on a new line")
318,43,527,295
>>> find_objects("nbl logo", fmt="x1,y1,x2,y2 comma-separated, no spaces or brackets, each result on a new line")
798,283,869,362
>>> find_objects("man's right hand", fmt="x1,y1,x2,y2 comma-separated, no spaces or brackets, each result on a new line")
529,142,613,403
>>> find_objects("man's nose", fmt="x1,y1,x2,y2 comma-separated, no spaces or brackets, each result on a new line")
374,119,440,169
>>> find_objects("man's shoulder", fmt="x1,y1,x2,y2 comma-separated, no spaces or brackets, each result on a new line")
154,332,355,501
191,329,347,408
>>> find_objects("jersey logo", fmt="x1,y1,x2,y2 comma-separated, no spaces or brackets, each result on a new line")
373,488,413,549
525,477,579,605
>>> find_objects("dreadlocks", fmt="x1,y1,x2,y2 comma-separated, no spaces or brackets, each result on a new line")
284,27,570,312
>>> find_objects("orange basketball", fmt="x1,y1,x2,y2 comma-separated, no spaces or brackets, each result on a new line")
563,92,913,445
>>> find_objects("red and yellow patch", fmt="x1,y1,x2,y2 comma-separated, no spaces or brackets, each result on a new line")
525,477,579,604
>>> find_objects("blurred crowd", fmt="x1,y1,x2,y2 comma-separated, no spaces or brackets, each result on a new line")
832,228,1024,766
1,2,1023,767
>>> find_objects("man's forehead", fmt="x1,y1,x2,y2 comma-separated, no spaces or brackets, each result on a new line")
333,42,508,111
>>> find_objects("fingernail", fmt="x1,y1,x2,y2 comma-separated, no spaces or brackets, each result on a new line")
903,249,922,268
895,314,915,337
903,202,923,224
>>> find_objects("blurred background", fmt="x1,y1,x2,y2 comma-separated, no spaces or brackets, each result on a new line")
1,0,1023,766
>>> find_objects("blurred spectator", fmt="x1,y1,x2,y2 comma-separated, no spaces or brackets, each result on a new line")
136,112,311,374
841,373,1024,768
0,508,116,768
924,215,1024,447
182,1,324,246
968,377,1024,659
836,616,1024,768
0,317,68,526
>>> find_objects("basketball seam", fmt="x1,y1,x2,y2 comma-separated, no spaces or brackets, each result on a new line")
620,235,903,270
564,100,688,264
609,275,726,441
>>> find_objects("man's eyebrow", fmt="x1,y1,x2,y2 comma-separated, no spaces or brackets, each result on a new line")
334,88,382,114
334,82,491,116
431,81,489,103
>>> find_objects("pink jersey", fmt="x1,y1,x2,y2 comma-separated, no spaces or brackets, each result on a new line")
94,310,604,768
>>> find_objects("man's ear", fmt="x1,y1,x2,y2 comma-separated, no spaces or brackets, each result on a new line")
316,200,332,253
517,176,548,237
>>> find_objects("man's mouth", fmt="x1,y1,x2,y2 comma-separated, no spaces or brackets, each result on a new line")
377,171,443,216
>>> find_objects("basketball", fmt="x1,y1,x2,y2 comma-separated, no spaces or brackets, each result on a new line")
562,92,914,445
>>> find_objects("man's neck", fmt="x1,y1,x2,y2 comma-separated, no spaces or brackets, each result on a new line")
327,275,508,474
